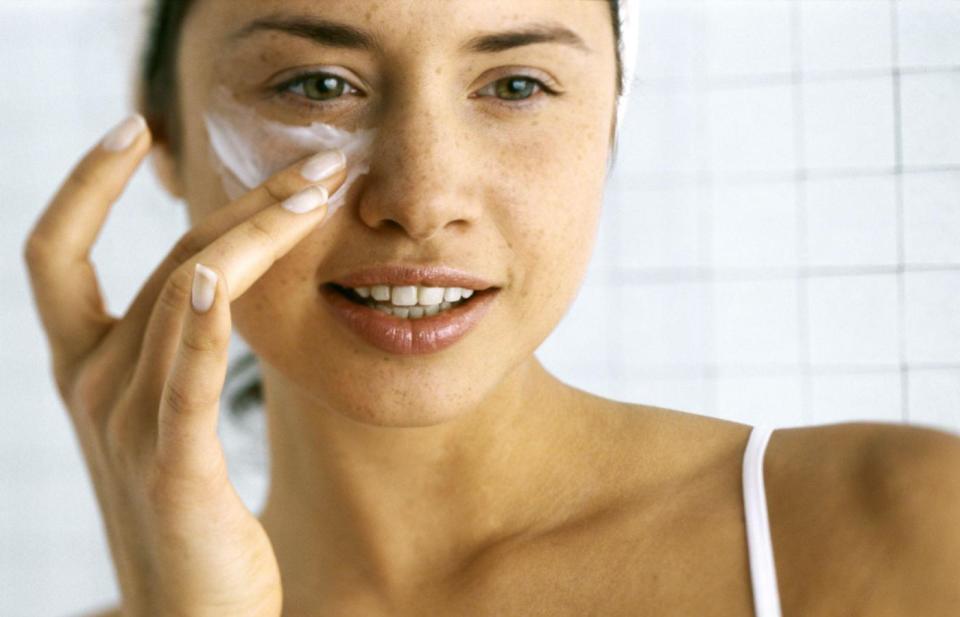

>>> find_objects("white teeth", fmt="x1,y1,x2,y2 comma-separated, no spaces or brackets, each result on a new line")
391,286,418,306
417,286,445,306
383,302,459,319
352,284,476,305
348,284,482,318
366,297,469,319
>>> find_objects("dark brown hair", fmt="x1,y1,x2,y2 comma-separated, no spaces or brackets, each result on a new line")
140,0,625,416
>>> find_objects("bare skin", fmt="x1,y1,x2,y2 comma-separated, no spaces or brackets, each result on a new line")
77,409,959,616
24,0,958,615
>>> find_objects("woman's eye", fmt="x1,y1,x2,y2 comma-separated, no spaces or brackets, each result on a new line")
477,76,551,103
281,73,357,103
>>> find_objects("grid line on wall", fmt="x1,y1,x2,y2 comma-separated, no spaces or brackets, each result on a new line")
636,64,960,91
594,361,960,380
611,163,960,189
890,0,910,423
610,263,960,285
791,0,814,424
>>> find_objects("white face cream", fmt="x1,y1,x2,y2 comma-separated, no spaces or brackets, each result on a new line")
203,87,378,216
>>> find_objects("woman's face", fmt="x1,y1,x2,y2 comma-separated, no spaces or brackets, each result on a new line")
171,0,618,426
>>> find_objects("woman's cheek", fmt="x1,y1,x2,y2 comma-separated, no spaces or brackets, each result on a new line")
180,129,237,223
508,195,599,331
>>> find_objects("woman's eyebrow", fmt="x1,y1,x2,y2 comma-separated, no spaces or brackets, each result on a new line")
462,22,593,54
229,16,382,51
228,15,592,55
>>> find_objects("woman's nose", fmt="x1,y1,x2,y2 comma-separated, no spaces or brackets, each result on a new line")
356,102,482,242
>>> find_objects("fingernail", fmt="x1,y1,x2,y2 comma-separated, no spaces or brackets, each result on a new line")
101,114,147,152
301,149,346,182
282,185,329,214
192,263,218,313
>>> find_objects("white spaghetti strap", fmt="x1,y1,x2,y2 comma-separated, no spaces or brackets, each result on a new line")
742,424,784,617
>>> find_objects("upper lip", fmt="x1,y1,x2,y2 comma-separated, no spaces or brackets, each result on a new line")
327,264,501,291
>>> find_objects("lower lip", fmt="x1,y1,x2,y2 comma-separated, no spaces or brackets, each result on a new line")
319,285,500,355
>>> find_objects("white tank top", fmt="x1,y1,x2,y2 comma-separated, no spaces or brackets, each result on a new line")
742,424,784,617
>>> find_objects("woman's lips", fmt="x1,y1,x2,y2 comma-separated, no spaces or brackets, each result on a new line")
318,284,500,355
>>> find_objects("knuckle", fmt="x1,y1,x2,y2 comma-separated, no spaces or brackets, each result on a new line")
169,231,202,268
157,267,194,314
22,232,54,267
67,155,107,193
64,160,100,196
260,179,287,206
70,357,118,428
181,328,224,354
162,379,199,417
247,215,278,247
165,374,222,414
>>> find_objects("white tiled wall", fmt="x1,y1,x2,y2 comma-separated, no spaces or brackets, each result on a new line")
800,1,893,72
2,1,958,615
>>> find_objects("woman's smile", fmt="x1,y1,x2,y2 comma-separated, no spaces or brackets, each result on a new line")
316,263,502,354
320,282,501,355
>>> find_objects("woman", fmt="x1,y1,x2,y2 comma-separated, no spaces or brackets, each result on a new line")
22,0,959,615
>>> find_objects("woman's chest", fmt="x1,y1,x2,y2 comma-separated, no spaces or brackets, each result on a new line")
434,446,874,617
433,488,761,616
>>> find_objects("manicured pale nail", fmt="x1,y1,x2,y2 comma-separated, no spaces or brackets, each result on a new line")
301,149,346,182
101,114,147,152
191,263,218,313
282,185,329,214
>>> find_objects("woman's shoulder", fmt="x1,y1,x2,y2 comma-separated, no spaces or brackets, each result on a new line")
764,420,960,524
764,420,960,615
601,401,960,613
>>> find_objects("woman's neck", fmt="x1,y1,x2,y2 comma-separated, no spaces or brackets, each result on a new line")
256,355,599,606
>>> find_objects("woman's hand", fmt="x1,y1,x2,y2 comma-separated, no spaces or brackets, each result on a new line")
22,114,347,617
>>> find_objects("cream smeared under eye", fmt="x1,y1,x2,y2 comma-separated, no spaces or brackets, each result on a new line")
203,86,378,214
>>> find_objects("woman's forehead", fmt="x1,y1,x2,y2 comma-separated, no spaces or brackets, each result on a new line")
187,0,614,54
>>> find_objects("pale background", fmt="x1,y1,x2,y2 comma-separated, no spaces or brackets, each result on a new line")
2,0,958,615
